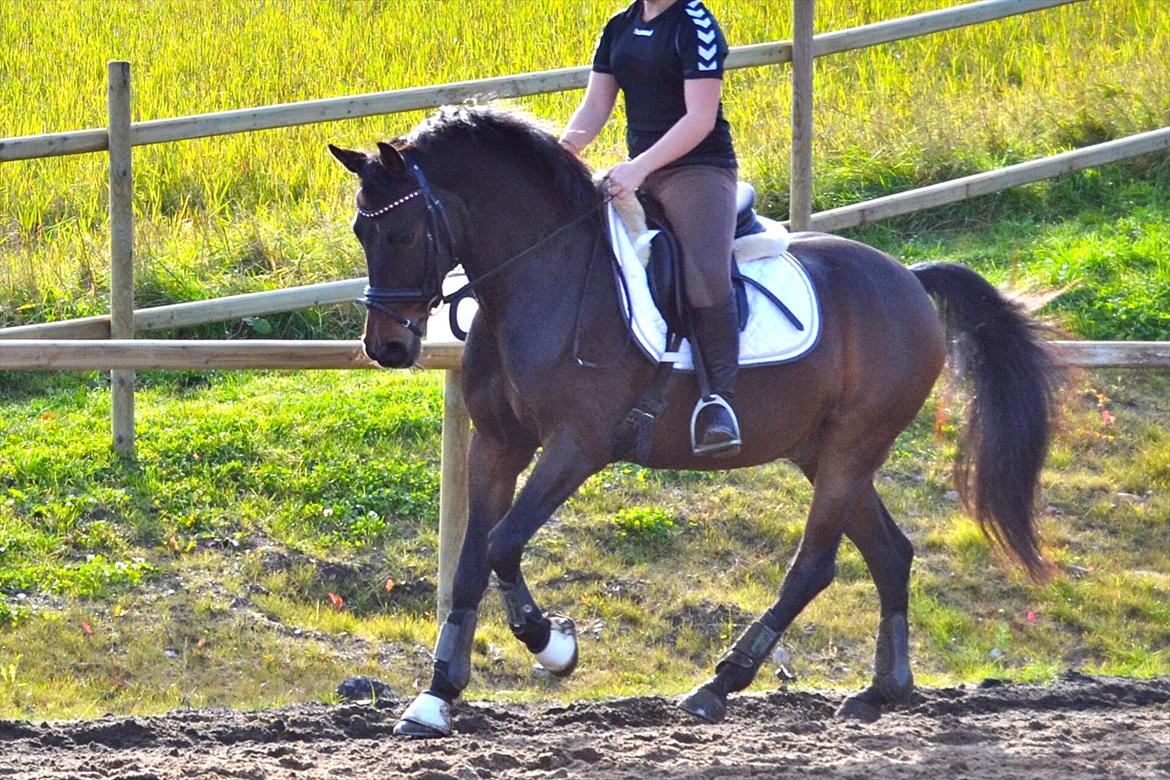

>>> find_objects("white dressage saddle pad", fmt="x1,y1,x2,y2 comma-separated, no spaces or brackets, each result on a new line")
607,204,821,371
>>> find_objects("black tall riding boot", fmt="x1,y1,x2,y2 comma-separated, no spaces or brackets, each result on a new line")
690,294,742,458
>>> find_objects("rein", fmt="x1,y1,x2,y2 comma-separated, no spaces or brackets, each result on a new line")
442,200,610,305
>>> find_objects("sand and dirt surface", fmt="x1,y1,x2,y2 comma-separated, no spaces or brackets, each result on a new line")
1,673,1168,779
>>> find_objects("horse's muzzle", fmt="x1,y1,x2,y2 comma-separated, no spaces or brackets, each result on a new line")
363,337,420,369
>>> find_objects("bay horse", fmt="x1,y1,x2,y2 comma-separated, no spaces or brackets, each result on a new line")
329,107,1054,737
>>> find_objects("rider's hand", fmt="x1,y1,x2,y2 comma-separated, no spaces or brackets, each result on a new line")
605,161,648,199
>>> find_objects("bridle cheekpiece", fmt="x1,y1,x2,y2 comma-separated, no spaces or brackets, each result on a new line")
354,160,464,339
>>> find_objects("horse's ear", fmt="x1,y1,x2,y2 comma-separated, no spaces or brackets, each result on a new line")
376,141,407,177
328,144,367,175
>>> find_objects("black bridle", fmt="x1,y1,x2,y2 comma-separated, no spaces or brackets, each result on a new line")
355,158,614,343
355,161,461,339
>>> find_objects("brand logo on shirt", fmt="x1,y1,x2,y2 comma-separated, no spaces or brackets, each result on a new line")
633,27,654,37
687,1,719,70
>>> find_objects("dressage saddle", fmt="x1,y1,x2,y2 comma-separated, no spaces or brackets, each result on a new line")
637,182,766,339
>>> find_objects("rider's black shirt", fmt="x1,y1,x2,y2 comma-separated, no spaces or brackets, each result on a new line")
592,1,737,169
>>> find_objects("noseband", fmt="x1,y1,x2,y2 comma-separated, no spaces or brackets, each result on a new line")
355,161,462,339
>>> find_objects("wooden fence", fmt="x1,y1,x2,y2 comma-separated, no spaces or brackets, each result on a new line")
2,339,1169,372
3,0,1169,618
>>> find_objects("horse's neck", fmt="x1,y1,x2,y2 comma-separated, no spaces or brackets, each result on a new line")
441,163,611,352
422,148,625,380
469,218,607,359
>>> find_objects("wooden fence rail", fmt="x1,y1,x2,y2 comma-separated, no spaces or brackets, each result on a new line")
0,278,368,341
2,120,1167,346
811,127,1170,232
3,121,1166,345
2,339,1168,372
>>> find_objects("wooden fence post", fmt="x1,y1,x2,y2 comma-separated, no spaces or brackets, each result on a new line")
790,0,815,230
437,368,471,623
108,61,135,456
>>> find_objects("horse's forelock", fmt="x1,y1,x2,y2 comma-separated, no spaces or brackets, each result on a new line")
352,144,412,207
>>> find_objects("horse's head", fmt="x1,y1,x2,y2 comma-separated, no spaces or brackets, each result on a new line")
329,141,455,368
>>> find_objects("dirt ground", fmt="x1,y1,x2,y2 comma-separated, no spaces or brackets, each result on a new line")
1,673,1168,779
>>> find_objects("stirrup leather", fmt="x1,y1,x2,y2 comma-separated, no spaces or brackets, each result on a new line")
690,394,741,455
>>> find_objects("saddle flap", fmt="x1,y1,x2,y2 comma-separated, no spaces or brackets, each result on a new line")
636,192,688,338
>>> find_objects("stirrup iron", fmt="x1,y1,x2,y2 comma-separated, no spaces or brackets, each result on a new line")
690,393,742,457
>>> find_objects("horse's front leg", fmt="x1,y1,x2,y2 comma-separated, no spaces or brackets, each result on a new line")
486,435,607,681
394,430,535,738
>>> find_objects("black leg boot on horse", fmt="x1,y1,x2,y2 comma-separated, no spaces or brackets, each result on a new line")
690,293,742,458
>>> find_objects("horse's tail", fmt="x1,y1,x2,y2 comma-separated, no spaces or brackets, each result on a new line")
911,262,1057,581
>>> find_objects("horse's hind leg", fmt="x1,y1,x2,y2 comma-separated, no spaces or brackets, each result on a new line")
681,452,875,723
837,487,915,720
394,430,535,738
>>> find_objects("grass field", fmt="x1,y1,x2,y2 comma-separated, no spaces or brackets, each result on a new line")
1,0,1169,720
1,365,1168,719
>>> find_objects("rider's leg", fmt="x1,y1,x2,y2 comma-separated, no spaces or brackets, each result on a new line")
689,293,741,456
640,165,740,457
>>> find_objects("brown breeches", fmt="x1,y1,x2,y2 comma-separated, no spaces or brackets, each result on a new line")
640,165,738,308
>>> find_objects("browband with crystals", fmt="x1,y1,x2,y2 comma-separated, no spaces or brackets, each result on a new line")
357,188,422,218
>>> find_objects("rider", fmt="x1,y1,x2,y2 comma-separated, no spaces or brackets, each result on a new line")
560,0,742,458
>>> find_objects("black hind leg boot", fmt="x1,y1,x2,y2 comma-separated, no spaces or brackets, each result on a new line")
690,294,742,458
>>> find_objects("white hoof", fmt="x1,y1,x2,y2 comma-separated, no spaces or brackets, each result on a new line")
535,615,579,677
393,691,452,738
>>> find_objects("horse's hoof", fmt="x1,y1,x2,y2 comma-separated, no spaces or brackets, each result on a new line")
836,687,883,723
393,692,452,738
872,671,915,704
679,685,726,724
535,615,579,678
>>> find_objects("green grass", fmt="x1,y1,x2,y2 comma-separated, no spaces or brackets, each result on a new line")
1,365,1168,719
846,169,1170,339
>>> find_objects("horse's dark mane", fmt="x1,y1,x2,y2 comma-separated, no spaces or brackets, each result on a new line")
403,106,603,213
